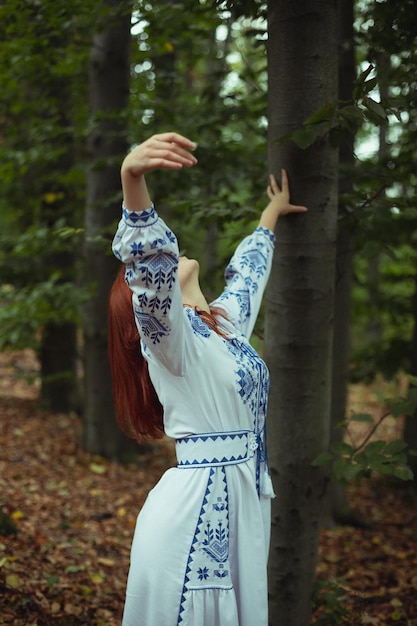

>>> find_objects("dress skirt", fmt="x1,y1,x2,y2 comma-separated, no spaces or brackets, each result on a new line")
122,460,270,626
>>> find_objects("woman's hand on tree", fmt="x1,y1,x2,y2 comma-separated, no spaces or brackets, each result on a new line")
266,170,307,217
259,169,307,231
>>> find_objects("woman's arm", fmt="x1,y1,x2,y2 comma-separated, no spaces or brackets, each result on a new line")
210,170,307,336
120,132,197,211
258,170,307,232
113,133,198,374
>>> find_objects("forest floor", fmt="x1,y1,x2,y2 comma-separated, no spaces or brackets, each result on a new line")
0,350,416,626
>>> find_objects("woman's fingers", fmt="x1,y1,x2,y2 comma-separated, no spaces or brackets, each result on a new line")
268,173,280,194
286,203,308,214
146,136,198,168
280,169,289,193
266,170,308,215
133,135,197,173
153,132,197,151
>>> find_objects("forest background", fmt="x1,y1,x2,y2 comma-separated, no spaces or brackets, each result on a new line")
0,0,417,624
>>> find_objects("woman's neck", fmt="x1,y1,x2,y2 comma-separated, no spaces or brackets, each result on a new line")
181,287,210,314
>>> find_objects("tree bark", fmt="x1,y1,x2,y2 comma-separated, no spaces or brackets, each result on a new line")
265,1,338,624
327,0,359,526
83,0,137,459
40,321,79,412
404,277,417,486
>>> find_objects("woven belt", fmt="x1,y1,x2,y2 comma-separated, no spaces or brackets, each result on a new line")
176,430,259,469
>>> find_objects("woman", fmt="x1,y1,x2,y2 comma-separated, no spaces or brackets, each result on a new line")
109,132,307,626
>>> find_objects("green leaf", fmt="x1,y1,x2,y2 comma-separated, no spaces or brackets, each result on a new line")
384,440,408,455
406,374,417,387
361,77,379,95
89,463,107,475
362,440,386,456
390,394,417,417
363,96,388,122
368,457,393,474
356,64,374,85
65,565,84,573
330,441,354,456
305,102,338,125
339,460,363,482
311,452,334,467
337,104,364,131
392,467,414,481
349,412,374,424
353,64,374,99
291,126,317,149
332,457,347,481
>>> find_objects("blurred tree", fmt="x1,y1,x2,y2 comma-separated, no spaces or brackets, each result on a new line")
327,0,360,526
82,0,137,458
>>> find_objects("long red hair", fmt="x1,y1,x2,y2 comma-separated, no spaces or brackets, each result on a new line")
108,267,229,442
108,268,164,442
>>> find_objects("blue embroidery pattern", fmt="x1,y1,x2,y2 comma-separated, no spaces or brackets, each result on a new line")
215,232,273,328
178,467,232,624
239,247,267,277
219,282,251,324
226,337,270,495
130,241,145,257
176,432,252,468
197,567,209,581
122,205,158,227
135,293,172,315
185,309,211,338
138,251,177,289
134,309,169,344
202,518,228,562
227,338,269,418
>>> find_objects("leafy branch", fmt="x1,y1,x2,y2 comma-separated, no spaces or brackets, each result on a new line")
313,377,417,484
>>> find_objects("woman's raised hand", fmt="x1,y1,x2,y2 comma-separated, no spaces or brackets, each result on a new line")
121,132,198,178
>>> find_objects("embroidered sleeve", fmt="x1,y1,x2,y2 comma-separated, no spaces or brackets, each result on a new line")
112,204,187,374
210,227,275,338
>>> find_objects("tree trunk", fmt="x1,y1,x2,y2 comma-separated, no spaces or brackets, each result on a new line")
265,1,338,624
365,53,390,349
327,0,359,526
83,0,137,459
404,277,417,486
40,321,79,413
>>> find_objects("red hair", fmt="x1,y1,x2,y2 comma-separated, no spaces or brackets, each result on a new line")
108,267,164,441
108,267,229,441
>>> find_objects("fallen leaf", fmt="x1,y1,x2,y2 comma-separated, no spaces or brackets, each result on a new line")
89,463,107,475
6,573,20,588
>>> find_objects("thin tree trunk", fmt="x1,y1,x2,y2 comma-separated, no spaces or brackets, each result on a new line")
366,53,389,347
404,277,417,486
29,16,82,414
265,1,338,624
40,321,79,412
83,0,137,459
327,0,360,526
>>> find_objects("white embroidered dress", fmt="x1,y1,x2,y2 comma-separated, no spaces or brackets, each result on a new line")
112,204,276,626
